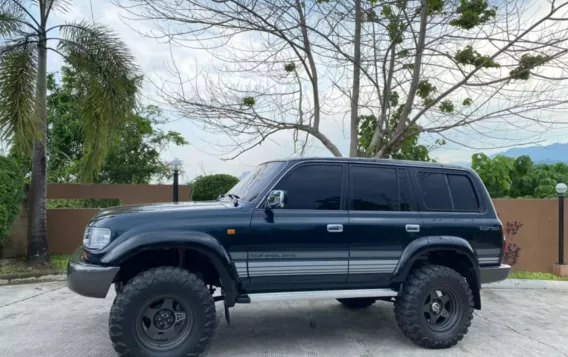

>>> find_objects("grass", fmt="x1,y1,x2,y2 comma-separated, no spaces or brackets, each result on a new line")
509,270,568,281
0,254,70,275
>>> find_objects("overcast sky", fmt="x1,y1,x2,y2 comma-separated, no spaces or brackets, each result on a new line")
46,0,568,182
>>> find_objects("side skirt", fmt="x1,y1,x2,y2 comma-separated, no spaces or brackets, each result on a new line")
241,288,398,303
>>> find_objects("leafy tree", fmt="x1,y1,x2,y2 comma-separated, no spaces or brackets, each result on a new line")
0,155,24,245
472,153,568,198
0,0,139,263
191,174,240,201
45,69,187,184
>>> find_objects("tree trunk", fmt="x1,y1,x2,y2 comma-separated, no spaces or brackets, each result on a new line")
27,32,49,264
349,0,362,157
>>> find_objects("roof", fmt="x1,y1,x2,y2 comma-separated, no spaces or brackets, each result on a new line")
265,157,470,171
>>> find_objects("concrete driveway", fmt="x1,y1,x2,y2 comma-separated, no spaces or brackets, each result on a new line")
0,282,567,357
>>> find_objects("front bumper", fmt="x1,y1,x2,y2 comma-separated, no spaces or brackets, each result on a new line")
67,248,120,298
480,264,511,284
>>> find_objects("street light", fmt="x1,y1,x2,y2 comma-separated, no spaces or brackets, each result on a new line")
556,183,567,265
170,158,182,203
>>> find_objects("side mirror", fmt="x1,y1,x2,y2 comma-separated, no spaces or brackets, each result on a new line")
266,190,287,209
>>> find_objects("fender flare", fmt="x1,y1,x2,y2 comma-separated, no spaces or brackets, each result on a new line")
392,236,481,309
101,231,239,307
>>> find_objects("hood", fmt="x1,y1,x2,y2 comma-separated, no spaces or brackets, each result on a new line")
91,201,232,224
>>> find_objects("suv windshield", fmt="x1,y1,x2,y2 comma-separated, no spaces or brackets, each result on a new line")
223,161,286,202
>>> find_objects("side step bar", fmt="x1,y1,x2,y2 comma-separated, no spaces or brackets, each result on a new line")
245,288,398,303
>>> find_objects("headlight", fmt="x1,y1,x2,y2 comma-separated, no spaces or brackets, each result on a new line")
83,227,111,250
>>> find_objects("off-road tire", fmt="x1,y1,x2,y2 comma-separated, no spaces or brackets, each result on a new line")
109,267,216,357
394,264,474,349
337,298,377,309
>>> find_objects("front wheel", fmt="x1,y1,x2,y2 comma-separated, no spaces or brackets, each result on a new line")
109,267,216,357
394,264,474,349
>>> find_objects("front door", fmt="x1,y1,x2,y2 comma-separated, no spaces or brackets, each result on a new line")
247,162,349,291
347,164,423,286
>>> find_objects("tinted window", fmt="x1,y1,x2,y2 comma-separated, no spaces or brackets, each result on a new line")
351,166,398,211
417,172,453,211
398,169,413,211
448,174,479,211
275,164,343,210
227,161,286,202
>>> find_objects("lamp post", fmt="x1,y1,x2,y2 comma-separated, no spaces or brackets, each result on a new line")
556,183,567,265
170,158,182,203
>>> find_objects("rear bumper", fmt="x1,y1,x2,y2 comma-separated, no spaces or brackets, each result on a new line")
67,248,119,298
480,264,511,284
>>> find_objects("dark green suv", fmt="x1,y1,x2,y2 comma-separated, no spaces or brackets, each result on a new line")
67,157,510,356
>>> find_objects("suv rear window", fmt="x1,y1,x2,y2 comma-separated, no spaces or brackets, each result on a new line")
417,171,479,212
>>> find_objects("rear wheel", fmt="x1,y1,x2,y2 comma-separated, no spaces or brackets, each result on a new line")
109,267,216,357
337,297,376,309
394,264,473,349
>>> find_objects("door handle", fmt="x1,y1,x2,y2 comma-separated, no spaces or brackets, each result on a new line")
327,224,343,233
405,224,420,233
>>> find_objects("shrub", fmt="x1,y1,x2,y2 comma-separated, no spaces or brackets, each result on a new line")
191,174,239,201
0,156,25,245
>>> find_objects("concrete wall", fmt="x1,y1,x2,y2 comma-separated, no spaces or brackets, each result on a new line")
2,184,191,258
494,199,565,273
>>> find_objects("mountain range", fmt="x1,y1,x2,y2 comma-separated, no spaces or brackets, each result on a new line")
450,143,568,167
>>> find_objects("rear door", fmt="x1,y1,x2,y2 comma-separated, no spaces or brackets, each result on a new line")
247,162,350,289
410,169,502,266
346,164,423,285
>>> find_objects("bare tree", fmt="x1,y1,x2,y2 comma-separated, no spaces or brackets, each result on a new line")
114,0,568,159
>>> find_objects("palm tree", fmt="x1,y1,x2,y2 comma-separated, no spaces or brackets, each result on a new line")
0,0,139,263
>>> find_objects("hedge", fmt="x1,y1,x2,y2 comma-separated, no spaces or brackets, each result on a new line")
191,174,239,201
0,156,25,245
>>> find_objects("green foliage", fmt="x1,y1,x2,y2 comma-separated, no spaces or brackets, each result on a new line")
472,153,568,198
387,21,405,44
57,21,141,180
0,44,39,154
416,80,436,99
357,110,445,162
427,0,445,15
509,54,551,80
363,9,377,22
462,98,473,106
472,153,514,197
439,100,455,113
0,155,24,245
455,46,500,68
15,68,187,185
449,0,497,30
284,63,296,73
389,91,400,107
191,174,240,201
397,49,409,58
243,97,255,107
416,80,437,106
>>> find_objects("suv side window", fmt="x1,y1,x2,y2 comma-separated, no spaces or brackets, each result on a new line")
350,165,398,211
417,171,479,212
274,164,343,210
448,174,479,211
417,172,453,211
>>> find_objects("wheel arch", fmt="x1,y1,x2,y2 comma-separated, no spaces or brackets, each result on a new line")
392,236,481,310
102,231,239,307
